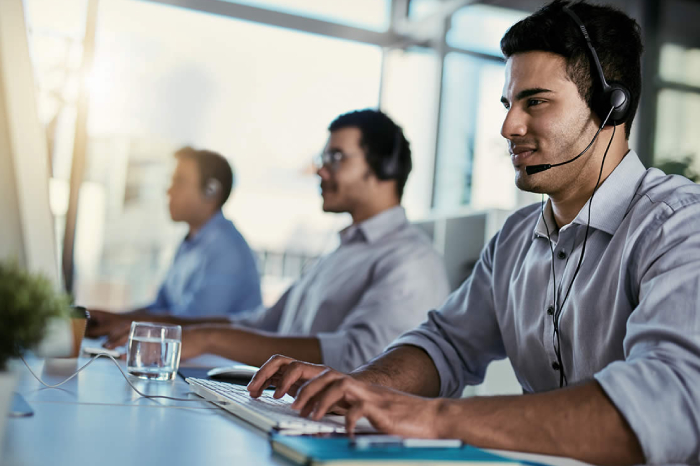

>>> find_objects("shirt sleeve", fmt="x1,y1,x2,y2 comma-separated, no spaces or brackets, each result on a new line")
145,284,169,314
169,241,262,317
386,232,507,398
594,203,700,464
227,286,293,332
316,244,451,373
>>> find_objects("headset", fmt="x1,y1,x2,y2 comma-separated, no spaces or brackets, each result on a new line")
203,178,221,199
533,5,629,387
525,5,632,176
375,127,404,180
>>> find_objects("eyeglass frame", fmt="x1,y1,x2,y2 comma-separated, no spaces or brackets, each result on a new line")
313,149,364,172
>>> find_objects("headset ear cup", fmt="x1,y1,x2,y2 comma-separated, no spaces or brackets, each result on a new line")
204,179,220,198
600,82,631,126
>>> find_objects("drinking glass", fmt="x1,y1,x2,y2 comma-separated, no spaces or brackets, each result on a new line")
126,322,182,381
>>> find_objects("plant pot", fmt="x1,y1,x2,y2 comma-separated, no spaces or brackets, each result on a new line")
0,370,19,459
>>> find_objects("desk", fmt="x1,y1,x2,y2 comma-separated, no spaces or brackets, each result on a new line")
3,355,590,466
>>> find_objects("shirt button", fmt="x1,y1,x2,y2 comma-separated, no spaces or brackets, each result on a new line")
546,306,554,316
557,250,567,260
552,361,560,371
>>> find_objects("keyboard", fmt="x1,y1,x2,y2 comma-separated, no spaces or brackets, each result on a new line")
186,377,376,434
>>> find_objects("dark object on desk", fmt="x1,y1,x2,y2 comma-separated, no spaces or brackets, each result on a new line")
178,364,259,386
9,392,33,418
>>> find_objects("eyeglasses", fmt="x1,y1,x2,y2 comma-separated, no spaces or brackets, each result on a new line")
313,150,361,172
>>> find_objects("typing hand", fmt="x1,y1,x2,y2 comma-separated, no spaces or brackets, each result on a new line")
247,355,328,400
291,372,444,438
103,321,132,349
86,310,129,338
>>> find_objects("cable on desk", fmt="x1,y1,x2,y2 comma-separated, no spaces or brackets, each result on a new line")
20,353,203,402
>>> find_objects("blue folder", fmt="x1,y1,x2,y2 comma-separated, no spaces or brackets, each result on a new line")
270,434,547,465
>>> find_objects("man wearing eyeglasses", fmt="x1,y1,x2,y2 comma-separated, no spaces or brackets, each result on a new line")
97,109,450,373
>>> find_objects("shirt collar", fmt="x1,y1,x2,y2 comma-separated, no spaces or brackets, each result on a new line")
534,150,647,238
339,205,408,245
186,210,226,244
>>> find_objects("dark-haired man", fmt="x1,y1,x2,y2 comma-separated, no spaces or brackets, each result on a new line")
94,110,450,374
87,147,262,334
249,2,700,464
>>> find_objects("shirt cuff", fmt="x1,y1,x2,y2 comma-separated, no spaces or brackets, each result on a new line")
594,359,696,464
316,331,350,372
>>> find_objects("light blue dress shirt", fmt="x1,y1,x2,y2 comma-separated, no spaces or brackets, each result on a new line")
389,151,700,464
149,211,262,317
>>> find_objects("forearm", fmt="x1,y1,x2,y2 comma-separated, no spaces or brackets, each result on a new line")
351,345,440,397
131,313,230,326
196,325,323,367
436,381,644,466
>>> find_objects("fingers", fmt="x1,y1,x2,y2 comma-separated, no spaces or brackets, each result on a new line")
273,361,327,399
247,355,295,397
344,401,368,437
307,377,363,421
104,323,130,349
85,310,111,337
291,369,343,412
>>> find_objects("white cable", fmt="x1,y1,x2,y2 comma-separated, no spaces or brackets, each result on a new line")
20,353,202,402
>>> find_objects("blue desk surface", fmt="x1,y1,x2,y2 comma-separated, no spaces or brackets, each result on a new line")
3,352,590,466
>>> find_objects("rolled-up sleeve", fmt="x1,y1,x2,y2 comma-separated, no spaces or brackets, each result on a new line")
317,246,450,373
387,232,507,398
594,203,700,464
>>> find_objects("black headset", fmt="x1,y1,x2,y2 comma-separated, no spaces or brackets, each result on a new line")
375,127,404,180
562,6,631,126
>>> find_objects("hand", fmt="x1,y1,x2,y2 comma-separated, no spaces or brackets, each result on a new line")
291,370,444,438
247,355,329,400
86,309,131,344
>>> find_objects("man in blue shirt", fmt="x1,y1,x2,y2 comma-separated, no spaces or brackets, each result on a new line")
249,2,700,464
87,147,262,335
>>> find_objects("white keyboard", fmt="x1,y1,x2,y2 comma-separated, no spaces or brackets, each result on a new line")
186,377,375,434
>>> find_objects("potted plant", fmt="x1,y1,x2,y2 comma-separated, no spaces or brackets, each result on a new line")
0,259,71,452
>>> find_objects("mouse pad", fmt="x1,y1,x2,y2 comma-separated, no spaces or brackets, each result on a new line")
178,367,253,386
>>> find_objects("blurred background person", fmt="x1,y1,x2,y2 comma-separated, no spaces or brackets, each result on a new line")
87,147,262,337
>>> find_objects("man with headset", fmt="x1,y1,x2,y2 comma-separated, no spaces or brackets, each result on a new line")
248,2,700,464
87,147,262,330
93,109,450,374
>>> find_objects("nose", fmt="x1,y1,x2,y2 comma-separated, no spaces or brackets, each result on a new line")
500,107,527,140
316,164,332,179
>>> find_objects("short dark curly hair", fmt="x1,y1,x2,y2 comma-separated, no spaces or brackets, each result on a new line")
174,146,234,208
501,0,643,139
329,109,412,200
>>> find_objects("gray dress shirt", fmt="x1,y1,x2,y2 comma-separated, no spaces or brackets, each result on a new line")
232,206,450,373
389,151,700,464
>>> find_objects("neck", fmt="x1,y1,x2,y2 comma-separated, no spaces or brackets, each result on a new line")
550,133,629,227
350,199,400,224
187,210,218,239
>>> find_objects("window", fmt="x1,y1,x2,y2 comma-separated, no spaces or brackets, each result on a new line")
72,0,383,308
23,0,89,278
220,0,391,31
380,48,440,219
654,89,700,181
447,4,527,56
